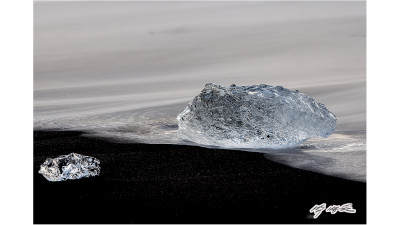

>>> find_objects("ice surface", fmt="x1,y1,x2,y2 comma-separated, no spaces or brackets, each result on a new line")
177,83,336,149
38,153,100,182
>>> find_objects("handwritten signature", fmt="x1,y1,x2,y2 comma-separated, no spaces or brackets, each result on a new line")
310,203,356,219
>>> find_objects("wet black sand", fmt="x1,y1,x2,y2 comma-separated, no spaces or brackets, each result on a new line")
34,131,366,224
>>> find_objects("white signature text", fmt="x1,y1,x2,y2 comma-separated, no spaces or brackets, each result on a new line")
310,203,356,219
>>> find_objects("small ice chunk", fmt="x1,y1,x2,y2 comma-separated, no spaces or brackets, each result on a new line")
38,153,100,182
177,83,336,149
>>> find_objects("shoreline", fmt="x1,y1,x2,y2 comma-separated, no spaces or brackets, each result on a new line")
34,130,366,223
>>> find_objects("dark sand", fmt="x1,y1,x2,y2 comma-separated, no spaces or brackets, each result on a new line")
34,131,366,224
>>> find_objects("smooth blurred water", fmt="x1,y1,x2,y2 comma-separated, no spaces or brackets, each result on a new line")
34,1,366,181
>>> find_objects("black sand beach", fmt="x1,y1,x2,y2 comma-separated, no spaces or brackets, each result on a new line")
34,131,366,224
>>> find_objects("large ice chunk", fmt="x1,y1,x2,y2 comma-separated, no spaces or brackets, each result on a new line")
38,153,100,182
177,83,336,149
